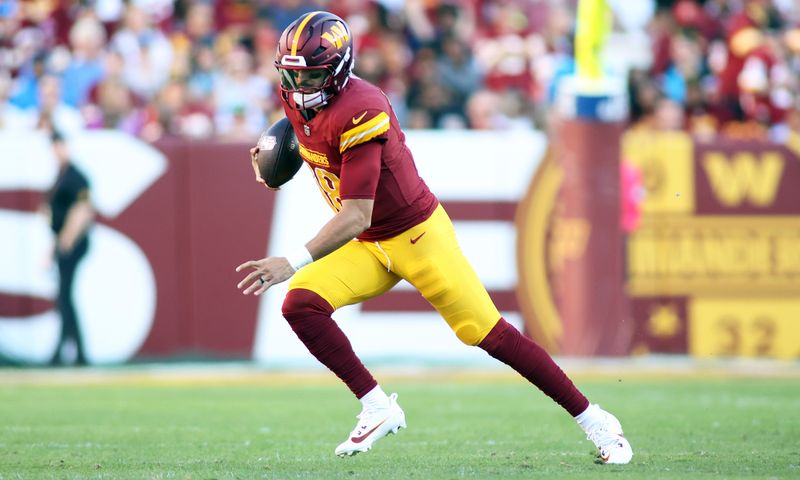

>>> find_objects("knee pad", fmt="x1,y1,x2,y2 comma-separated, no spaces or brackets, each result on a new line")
448,312,499,346
453,323,484,346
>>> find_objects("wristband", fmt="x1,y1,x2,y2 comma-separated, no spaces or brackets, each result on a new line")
286,247,313,271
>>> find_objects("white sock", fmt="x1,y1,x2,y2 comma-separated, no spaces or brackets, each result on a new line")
575,403,604,431
360,385,390,411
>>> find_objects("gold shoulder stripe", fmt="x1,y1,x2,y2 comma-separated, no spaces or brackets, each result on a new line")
339,112,390,153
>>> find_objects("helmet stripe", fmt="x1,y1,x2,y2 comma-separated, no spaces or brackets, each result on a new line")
291,11,322,56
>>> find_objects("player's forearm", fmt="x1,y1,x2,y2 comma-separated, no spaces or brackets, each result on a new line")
306,202,372,261
58,201,94,252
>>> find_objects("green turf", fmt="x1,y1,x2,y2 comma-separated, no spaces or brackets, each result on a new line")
0,375,798,479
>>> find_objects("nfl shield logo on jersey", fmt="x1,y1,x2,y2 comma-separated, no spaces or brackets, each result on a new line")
303,124,311,137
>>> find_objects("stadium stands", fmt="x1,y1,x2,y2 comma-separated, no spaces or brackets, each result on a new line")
0,0,798,140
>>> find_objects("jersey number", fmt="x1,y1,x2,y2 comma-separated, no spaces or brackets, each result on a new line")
313,167,342,212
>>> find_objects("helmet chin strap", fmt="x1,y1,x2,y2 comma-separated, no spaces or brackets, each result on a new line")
292,90,329,110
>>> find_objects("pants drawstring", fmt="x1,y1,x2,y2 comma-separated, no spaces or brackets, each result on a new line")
374,241,391,272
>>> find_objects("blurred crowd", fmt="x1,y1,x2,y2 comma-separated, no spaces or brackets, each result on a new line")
0,0,798,142
632,0,800,141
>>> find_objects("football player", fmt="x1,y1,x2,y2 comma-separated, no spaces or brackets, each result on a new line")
236,11,633,464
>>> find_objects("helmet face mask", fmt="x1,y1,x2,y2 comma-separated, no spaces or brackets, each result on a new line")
278,66,332,91
275,12,354,111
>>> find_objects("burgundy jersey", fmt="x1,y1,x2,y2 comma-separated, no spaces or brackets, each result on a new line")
282,76,438,241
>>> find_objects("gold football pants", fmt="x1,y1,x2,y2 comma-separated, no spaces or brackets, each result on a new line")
288,204,501,345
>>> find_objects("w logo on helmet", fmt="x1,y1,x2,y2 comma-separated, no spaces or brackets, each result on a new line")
321,23,350,48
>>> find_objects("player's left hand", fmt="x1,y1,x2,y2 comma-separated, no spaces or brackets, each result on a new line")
235,256,295,295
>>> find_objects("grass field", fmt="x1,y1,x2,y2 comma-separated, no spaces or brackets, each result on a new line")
0,368,798,479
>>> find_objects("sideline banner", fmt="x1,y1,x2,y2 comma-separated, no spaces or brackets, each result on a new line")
622,131,800,359
516,129,800,359
2,129,797,364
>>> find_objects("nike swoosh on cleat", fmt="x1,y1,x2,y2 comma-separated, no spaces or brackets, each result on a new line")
410,232,426,244
352,111,368,124
350,418,387,443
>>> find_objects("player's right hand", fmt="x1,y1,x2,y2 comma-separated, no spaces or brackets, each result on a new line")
249,146,280,191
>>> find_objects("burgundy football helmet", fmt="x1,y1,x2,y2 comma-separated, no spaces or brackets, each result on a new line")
275,11,354,110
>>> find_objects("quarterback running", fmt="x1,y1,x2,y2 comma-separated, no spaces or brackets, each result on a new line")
236,11,633,464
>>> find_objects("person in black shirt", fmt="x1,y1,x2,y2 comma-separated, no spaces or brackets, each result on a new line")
46,131,94,366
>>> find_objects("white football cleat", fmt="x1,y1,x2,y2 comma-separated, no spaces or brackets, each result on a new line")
335,393,406,457
584,406,633,464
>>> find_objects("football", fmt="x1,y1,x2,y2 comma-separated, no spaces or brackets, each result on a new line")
255,117,303,188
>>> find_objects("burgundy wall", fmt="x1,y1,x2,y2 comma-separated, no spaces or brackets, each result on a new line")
105,140,276,358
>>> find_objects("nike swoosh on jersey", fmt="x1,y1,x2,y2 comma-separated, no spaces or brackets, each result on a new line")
340,112,390,153
352,111,368,124
410,232,426,244
350,418,387,443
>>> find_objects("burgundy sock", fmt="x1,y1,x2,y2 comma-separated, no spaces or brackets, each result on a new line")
282,288,377,399
478,318,589,416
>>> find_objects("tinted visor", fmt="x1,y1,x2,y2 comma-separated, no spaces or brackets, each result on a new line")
278,66,331,91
